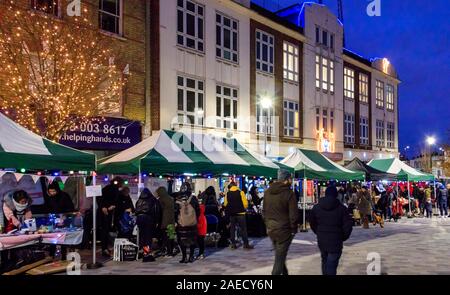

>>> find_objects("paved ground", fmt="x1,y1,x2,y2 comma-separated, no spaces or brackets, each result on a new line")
80,217,450,275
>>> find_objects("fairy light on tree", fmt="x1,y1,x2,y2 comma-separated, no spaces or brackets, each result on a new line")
0,1,125,141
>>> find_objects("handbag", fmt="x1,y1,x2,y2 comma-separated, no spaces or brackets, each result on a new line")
353,209,361,219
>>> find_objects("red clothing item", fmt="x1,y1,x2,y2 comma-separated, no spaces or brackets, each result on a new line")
197,204,207,236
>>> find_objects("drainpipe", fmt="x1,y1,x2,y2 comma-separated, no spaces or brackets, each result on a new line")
144,0,152,138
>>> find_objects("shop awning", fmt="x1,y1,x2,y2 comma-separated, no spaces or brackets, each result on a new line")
98,129,280,177
0,113,96,171
279,148,365,181
344,157,397,181
368,158,434,182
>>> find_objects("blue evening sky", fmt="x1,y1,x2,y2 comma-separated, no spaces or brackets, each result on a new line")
252,0,450,157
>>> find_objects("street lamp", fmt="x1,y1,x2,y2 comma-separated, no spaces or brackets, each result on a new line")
260,96,272,157
426,136,436,173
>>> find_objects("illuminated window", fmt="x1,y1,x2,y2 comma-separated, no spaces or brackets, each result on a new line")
360,117,369,145
376,80,384,108
256,30,274,74
315,55,321,89
359,73,369,103
216,13,238,63
283,42,299,82
177,76,204,126
216,85,238,130
344,113,355,144
177,0,204,52
386,84,394,111
387,122,395,148
376,120,385,147
329,60,334,93
344,67,355,99
99,0,122,35
322,58,328,91
256,95,275,135
31,0,59,16
283,101,299,137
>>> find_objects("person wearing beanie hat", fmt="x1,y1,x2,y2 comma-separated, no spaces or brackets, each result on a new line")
262,169,298,275
309,185,353,276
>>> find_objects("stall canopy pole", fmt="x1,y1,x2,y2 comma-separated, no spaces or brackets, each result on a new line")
138,165,142,197
87,172,102,269
434,180,438,216
301,177,308,232
407,176,412,218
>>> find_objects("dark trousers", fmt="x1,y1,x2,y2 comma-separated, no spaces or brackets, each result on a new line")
270,235,293,275
198,236,205,256
136,215,156,250
426,203,433,218
180,244,195,259
439,202,448,216
100,211,114,251
230,215,249,245
320,250,342,275
161,229,174,255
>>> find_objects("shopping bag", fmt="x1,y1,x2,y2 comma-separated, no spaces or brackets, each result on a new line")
353,209,361,219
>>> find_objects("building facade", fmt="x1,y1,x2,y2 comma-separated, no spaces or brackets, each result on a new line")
150,0,400,163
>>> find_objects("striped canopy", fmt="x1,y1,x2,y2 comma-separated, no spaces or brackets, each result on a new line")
279,148,365,181
98,130,280,177
368,158,434,182
0,113,96,171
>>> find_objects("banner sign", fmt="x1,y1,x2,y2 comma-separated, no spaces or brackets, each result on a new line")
59,117,141,150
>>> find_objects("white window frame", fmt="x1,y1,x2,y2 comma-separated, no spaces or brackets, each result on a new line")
315,55,321,89
256,95,275,135
283,100,299,137
177,0,204,52
177,76,204,126
376,80,385,108
216,85,238,130
387,122,395,148
322,58,328,91
344,113,355,144
99,0,122,35
386,84,394,111
216,12,239,63
360,117,369,146
359,73,369,104
376,120,385,147
329,60,335,94
256,30,274,74
344,67,355,100
283,42,299,83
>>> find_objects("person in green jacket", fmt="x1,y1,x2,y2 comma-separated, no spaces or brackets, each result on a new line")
155,186,176,256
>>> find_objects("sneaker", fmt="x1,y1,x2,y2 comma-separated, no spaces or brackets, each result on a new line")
196,254,205,260
188,256,195,263
243,244,254,250
142,255,155,262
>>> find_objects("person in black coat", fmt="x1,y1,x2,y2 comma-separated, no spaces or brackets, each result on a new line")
45,182,75,214
135,188,161,262
310,185,353,275
115,186,135,239
99,177,123,257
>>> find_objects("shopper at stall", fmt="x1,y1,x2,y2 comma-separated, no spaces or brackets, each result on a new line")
135,188,161,262
224,182,254,250
44,182,75,214
204,186,220,217
155,186,175,257
249,186,261,207
309,186,353,276
262,170,298,275
386,186,395,221
174,182,200,263
116,186,135,239
3,190,32,233
437,183,448,218
196,199,207,259
357,185,372,229
99,177,123,257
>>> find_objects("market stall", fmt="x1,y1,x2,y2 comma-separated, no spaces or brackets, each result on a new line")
345,157,397,181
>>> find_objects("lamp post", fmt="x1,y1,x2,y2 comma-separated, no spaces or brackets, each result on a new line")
426,136,437,216
261,96,272,157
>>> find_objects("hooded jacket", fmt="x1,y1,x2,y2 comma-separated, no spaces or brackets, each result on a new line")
224,185,248,216
197,204,207,236
135,189,161,225
310,190,353,253
3,192,32,232
262,182,299,241
156,187,175,229
44,184,75,214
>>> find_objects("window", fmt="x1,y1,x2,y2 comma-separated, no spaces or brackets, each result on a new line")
322,31,328,47
329,60,334,93
316,108,320,131
360,117,369,145
177,0,204,52
315,55,321,89
344,114,355,144
31,0,59,16
330,111,334,133
316,26,320,43
386,84,394,111
99,0,121,35
359,73,369,103
322,109,328,132
177,76,204,126
256,30,274,74
216,13,238,63
216,85,238,130
344,67,355,99
256,96,275,135
387,122,395,148
330,34,334,50
376,80,384,108
376,120,385,147
322,58,328,91
283,101,299,137
283,42,299,82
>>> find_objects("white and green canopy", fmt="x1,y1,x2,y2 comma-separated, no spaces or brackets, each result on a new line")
279,148,365,181
0,113,96,171
98,130,280,177
368,158,434,182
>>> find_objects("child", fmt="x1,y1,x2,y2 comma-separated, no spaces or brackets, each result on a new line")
425,196,433,218
196,200,207,259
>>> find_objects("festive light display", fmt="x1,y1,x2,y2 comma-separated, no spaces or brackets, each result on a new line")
0,2,124,140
